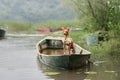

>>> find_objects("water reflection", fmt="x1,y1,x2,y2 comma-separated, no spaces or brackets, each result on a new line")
0,36,48,80
37,55,120,80
37,56,91,80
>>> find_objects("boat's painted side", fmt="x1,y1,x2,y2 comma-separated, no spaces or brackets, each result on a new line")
38,54,90,69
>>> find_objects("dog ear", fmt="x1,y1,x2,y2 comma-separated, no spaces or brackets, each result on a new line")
61,27,65,31
67,27,70,31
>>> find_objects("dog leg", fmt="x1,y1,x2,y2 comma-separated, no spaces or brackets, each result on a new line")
72,46,76,53
63,44,66,54
68,46,71,54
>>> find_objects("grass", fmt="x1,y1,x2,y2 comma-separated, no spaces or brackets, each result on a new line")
34,20,81,28
0,21,33,33
70,30,120,61
0,20,81,34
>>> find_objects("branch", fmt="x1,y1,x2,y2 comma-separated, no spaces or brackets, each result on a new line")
71,0,88,16
87,0,96,18
87,0,100,24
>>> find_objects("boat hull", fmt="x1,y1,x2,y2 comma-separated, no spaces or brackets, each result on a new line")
0,29,5,38
36,36,91,69
38,54,90,69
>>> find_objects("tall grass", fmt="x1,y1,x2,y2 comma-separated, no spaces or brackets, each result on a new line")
70,31,120,61
0,21,33,33
0,20,81,33
34,20,81,28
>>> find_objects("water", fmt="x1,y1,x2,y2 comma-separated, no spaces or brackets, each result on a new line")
42,49,64,55
0,36,120,80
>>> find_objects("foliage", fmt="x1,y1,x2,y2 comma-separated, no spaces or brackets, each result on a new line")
64,0,120,34
106,0,120,35
70,31,120,61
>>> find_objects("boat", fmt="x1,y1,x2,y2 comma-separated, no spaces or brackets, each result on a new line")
36,36,91,69
0,29,5,39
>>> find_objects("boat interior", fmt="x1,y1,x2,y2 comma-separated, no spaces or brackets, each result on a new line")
38,39,64,55
38,39,90,55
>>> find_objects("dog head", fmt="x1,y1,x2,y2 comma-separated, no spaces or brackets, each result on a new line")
61,27,70,36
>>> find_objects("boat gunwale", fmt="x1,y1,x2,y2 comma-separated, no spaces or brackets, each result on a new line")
38,52,91,57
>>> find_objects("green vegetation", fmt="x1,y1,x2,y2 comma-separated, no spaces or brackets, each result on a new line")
0,21,33,33
0,20,81,34
64,0,120,32
34,20,81,28
70,31,120,61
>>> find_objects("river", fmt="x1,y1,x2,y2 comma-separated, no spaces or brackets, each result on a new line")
0,35,119,80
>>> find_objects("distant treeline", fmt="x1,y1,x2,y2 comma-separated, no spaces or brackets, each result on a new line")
0,0,75,23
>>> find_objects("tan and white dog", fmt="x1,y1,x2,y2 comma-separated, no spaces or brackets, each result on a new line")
61,27,76,54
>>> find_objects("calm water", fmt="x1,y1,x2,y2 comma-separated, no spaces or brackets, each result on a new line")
0,36,119,80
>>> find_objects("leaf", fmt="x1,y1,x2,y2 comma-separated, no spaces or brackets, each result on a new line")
104,70,116,73
47,79,55,80
85,71,97,75
76,72,82,74
44,72,61,76
84,79,91,80
94,61,106,64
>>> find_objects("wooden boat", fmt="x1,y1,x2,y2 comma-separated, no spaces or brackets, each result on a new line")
36,36,91,69
0,29,5,39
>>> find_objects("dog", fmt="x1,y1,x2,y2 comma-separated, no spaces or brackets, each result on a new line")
61,27,76,54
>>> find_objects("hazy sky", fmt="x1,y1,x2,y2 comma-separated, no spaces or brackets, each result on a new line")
0,0,75,23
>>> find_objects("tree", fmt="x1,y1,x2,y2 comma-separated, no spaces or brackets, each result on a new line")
106,0,120,35
64,0,120,32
